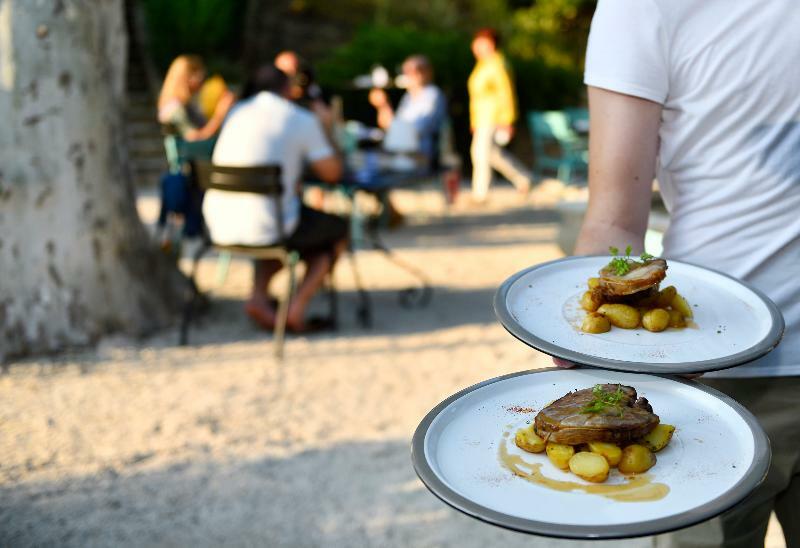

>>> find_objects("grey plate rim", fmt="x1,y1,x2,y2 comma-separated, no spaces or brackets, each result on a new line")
493,256,785,374
411,368,771,540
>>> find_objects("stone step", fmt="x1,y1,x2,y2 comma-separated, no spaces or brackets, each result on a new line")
129,144,166,159
126,121,162,138
131,155,168,172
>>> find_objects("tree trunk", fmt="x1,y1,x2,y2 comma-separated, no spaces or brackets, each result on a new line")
0,0,184,362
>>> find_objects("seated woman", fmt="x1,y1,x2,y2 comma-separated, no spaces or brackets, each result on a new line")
157,55,234,159
202,65,348,333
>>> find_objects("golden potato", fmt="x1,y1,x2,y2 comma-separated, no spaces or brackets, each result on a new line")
668,308,687,328
586,441,623,467
640,424,676,453
546,442,575,470
618,444,656,474
587,277,600,290
514,425,546,453
642,308,670,332
657,286,677,308
569,452,610,483
581,313,611,334
671,293,693,319
580,291,602,312
597,304,640,329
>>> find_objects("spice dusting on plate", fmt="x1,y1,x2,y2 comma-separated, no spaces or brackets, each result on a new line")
506,406,536,414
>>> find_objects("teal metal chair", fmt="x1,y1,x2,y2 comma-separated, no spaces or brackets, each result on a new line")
528,110,588,184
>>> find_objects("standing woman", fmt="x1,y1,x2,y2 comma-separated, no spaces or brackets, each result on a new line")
157,55,234,151
468,28,533,204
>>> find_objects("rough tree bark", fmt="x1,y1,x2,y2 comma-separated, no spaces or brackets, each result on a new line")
0,0,184,362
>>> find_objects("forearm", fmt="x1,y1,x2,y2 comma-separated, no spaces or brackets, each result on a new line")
574,87,661,256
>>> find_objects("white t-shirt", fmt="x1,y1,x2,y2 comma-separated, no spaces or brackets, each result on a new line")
585,0,800,377
203,92,333,246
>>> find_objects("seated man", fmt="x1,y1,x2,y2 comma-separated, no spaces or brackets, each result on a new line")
368,54,448,170
202,65,348,333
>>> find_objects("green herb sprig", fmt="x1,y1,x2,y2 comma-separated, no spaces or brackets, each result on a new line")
607,246,657,276
580,384,627,416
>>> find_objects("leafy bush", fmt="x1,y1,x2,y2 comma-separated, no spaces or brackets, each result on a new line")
141,0,246,78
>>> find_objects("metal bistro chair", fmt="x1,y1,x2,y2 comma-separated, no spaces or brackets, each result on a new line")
180,162,335,359
528,110,589,184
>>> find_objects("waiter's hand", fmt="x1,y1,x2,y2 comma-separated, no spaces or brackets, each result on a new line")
553,358,576,368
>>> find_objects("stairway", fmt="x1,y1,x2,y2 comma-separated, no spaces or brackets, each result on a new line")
124,0,166,187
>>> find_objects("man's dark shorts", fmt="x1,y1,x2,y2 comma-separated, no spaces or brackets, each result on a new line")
285,205,348,257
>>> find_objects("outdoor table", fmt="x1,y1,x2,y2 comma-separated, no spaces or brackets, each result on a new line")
305,163,436,326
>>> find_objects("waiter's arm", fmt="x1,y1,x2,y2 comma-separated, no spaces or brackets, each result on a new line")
575,86,663,255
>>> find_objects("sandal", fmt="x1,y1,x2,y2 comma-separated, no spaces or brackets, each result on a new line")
287,315,336,334
244,302,276,331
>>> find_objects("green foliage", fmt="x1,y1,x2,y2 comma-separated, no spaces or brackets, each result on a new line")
141,0,246,76
316,21,584,114
509,0,597,70
317,24,473,98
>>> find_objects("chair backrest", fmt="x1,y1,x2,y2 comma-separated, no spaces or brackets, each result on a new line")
528,110,582,153
564,107,588,129
195,162,283,195
195,162,287,243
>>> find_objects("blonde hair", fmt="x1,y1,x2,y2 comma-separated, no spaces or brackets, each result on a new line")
158,55,205,109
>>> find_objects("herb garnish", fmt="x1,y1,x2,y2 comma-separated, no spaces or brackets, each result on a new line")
580,384,627,416
607,246,657,276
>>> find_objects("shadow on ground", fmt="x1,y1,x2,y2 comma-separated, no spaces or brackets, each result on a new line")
177,284,500,347
0,440,639,548
365,206,561,251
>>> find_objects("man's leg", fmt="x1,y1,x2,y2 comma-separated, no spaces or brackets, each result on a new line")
287,239,346,331
489,142,533,194
470,127,493,203
245,259,282,329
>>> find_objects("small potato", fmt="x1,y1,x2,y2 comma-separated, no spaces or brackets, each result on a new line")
586,441,623,467
642,308,670,332
569,452,610,483
587,277,600,290
597,304,640,329
618,444,657,474
668,309,687,328
580,291,602,312
657,286,677,308
546,442,575,470
640,424,676,453
581,313,611,334
515,425,546,453
671,293,694,319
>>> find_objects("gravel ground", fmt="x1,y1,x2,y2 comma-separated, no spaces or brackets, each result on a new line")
0,185,785,547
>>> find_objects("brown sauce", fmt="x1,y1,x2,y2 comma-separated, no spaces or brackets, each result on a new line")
499,438,669,502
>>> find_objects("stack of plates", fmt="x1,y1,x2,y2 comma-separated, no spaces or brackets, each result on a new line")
412,257,783,539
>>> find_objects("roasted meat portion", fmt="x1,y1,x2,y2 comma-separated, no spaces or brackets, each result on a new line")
597,258,667,298
534,384,659,445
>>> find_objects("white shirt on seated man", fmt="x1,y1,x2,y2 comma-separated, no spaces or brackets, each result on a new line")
203,65,347,334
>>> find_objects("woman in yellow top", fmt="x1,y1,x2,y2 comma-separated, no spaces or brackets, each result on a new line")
468,29,533,203
157,55,234,152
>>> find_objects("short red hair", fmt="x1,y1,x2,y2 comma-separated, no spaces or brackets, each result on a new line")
473,27,500,47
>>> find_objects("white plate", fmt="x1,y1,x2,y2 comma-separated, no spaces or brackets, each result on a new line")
494,256,784,374
412,368,770,539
